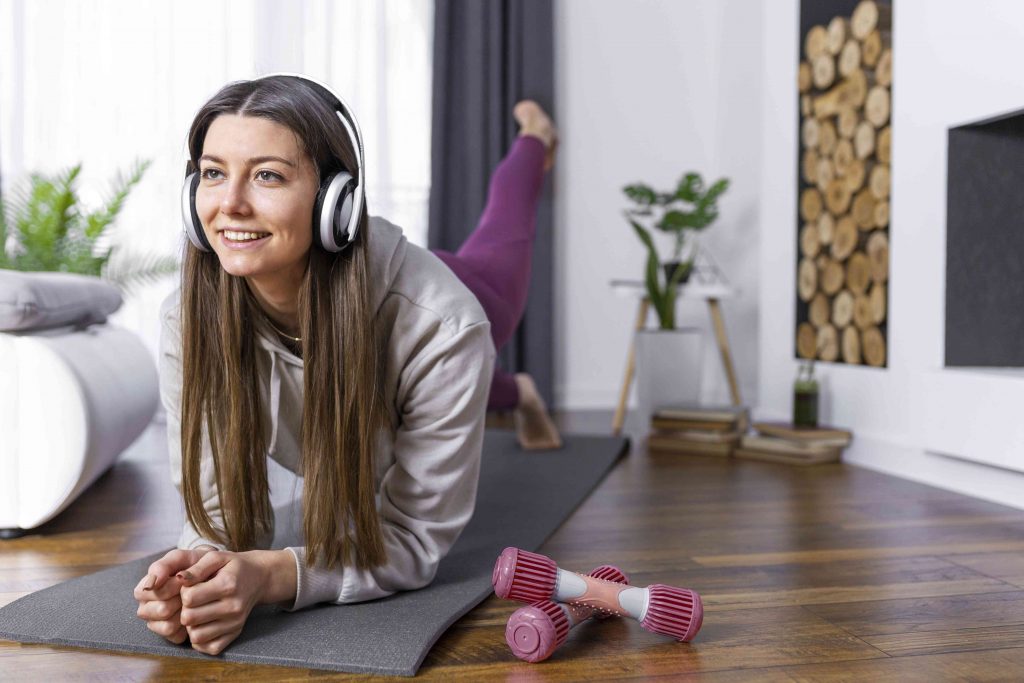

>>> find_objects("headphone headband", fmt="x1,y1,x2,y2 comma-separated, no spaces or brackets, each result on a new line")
261,72,365,190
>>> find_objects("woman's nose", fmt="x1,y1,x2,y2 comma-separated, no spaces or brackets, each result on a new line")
219,178,252,215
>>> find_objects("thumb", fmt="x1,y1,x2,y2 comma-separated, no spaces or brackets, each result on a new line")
146,549,197,591
176,550,230,586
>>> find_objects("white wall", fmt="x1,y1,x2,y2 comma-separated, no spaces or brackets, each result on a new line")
758,0,1024,510
554,0,763,410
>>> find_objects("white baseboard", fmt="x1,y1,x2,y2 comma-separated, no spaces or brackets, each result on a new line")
555,384,625,410
753,406,1024,512
842,433,1024,512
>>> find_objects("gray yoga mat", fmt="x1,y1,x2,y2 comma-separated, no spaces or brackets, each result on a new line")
0,431,627,676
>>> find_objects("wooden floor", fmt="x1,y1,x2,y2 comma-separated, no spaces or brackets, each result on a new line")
3,411,1024,681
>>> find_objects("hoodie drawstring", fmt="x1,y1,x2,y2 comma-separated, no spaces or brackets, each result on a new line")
269,351,282,454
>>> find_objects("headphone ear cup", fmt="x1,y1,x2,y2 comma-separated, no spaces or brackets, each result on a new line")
312,171,357,252
181,172,211,252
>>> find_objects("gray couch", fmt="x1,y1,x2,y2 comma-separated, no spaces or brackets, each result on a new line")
0,271,158,536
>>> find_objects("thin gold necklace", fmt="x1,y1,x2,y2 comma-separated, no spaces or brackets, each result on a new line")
264,316,302,343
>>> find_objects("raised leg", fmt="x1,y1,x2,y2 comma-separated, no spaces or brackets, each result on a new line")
432,103,562,450
432,134,547,352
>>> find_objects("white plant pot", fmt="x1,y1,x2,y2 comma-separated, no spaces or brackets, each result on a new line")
635,327,704,425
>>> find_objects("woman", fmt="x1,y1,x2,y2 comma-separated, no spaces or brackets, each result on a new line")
133,75,559,655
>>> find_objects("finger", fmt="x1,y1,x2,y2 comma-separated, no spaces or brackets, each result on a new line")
147,617,185,640
180,569,239,609
135,575,170,602
192,628,241,656
176,550,230,586
137,595,182,622
186,617,232,645
139,576,187,603
134,572,181,599
147,549,197,591
188,622,242,655
133,575,153,601
180,599,235,629
166,624,188,645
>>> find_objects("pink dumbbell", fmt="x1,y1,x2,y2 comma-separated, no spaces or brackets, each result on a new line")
493,547,703,643
505,564,628,663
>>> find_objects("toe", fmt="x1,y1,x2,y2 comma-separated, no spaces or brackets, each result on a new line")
513,102,555,145
513,100,541,123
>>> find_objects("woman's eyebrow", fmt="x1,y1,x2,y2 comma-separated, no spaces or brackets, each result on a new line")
199,154,296,167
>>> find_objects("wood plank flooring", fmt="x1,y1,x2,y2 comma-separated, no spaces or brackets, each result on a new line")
2,410,1024,681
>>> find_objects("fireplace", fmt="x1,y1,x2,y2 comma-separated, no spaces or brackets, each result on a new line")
945,109,1024,367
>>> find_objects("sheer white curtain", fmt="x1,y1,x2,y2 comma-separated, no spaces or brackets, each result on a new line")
255,0,434,246
0,0,433,360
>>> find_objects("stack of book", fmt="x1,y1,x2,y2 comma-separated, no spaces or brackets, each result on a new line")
646,405,749,457
734,422,853,465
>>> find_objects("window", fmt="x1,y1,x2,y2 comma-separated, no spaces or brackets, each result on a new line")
1,0,434,355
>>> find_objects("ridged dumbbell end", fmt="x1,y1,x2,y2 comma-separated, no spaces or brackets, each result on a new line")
588,564,629,619
589,564,629,585
640,584,704,642
492,547,558,602
505,601,569,662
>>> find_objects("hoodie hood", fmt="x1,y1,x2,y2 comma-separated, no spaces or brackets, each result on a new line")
365,215,410,316
254,216,408,452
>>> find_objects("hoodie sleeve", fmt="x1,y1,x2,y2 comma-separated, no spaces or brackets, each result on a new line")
158,293,228,552
283,317,495,610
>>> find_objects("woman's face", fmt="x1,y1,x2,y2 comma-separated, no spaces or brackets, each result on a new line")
195,114,320,283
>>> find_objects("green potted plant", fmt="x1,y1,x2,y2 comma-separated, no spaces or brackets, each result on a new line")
622,171,729,421
623,172,729,329
0,160,178,294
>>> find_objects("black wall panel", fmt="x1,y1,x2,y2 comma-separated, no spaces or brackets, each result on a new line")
945,112,1024,367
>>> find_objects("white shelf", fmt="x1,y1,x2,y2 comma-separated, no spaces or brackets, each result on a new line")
609,279,737,300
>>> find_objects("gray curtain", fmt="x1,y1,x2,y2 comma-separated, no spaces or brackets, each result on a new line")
428,0,556,407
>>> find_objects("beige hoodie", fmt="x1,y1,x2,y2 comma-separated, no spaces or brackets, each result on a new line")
158,217,495,610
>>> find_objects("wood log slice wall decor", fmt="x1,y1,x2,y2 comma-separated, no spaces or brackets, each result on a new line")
797,0,891,367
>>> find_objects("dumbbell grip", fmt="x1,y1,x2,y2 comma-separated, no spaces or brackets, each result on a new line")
555,569,648,620
556,571,632,618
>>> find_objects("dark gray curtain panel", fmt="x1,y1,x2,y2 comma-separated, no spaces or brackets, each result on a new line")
428,0,556,407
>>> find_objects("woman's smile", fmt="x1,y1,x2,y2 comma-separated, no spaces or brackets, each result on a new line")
220,230,272,249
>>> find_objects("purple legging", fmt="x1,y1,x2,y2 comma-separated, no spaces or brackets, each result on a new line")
432,135,546,410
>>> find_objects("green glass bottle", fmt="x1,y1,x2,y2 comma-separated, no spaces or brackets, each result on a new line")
793,361,819,428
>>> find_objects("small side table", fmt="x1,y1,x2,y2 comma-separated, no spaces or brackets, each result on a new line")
610,279,742,435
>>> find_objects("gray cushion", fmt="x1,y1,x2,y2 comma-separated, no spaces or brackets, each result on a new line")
0,270,123,332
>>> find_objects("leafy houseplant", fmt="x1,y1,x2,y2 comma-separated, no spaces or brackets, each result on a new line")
623,172,730,329
0,160,178,294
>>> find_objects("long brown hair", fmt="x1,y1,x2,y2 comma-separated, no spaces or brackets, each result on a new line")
178,76,387,570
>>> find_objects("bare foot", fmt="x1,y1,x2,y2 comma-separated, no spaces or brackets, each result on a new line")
513,373,563,450
513,100,559,172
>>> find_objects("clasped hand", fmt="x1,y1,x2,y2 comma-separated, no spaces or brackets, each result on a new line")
133,547,270,655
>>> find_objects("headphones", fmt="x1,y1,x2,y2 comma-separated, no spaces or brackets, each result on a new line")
181,72,365,254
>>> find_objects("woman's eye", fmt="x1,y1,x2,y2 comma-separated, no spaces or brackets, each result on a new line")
256,170,283,182
200,168,222,180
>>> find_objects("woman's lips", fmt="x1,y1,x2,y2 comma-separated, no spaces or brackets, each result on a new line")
220,232,271,250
